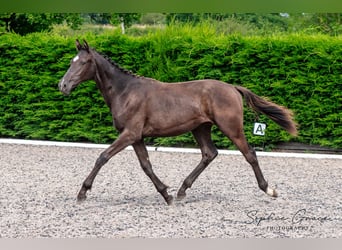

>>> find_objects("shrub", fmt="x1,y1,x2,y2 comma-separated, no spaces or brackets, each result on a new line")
0,27,341,149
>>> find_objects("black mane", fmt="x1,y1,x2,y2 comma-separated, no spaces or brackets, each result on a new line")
95,50,143,79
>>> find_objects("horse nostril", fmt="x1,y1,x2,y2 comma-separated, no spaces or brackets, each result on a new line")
63,84,67,88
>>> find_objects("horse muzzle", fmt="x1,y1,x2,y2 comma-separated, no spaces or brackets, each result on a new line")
58,78,69,95
58,78,76,96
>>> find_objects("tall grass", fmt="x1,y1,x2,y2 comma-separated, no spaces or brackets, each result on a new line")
51,17,340,38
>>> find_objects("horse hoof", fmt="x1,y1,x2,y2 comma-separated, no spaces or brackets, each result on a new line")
76,194,87,203
266,187,278,198
176,192,186,201
166,195,174,206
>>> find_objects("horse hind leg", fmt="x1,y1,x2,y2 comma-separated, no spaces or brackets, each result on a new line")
243,143,278,197
217,119,278,198
177,123,218,201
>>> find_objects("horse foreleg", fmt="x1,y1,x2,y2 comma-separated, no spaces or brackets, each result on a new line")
133,140,173,205
77,130,137,202
177,124,218,200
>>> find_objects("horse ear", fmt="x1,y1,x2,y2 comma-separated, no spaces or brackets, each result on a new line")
82,39,90,52
76,39,82,51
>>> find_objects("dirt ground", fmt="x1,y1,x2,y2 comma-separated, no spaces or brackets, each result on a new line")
0,143,341,238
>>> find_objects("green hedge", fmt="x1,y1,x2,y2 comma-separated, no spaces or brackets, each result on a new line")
0,28,341,149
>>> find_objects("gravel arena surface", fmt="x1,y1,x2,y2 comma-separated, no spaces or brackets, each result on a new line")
0,142,341,238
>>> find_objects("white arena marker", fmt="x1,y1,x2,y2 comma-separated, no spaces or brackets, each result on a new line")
73,55,80,62
253,122,266,136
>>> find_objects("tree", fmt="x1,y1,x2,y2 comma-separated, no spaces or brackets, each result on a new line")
283,13,342,35
110,13,142,34
140,13,166,25
308,13,342,35
0,13,83,35
85,13,112,25
0,13,16,32
166,13,201,24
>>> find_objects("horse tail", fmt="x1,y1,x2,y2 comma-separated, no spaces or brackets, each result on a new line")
235,86,298,136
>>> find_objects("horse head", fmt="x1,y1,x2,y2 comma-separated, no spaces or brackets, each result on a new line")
58,40,96,95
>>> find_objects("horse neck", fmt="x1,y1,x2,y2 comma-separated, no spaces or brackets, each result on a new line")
92,51,137,107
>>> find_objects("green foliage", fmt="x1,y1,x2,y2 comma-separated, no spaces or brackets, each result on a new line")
2,13,341,37
110,14,142,26
0,13,83,35
0,27,341,149
86,13,112,25
288,13,342,36
140,13,166,25
165,13,342,36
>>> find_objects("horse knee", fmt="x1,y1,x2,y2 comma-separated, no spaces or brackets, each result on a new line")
209,148,218,160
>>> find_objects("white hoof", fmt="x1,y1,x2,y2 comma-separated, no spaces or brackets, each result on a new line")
266,187,278,197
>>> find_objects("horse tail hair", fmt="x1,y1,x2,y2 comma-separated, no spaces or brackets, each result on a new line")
235,86,298,136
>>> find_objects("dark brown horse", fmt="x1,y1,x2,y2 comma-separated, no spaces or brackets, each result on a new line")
58,40,297,205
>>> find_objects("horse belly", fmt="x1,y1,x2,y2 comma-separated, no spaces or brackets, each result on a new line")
143,106,210,137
